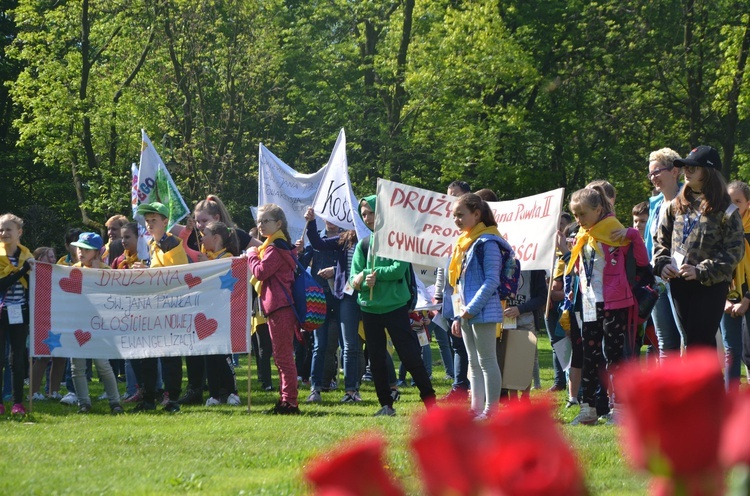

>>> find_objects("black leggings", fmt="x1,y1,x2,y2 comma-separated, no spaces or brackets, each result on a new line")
581,304,628,407
669,279,728,348
0,307,28,404
362,305,435,407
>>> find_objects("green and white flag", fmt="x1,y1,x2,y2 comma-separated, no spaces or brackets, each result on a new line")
135,130,189,230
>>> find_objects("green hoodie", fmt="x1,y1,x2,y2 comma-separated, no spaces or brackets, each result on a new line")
349,195,411,314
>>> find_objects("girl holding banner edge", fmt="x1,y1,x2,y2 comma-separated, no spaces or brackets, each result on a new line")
442,194,508,421
350,195,436,416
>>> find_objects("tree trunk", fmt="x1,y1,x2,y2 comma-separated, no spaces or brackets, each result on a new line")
721,14,750,180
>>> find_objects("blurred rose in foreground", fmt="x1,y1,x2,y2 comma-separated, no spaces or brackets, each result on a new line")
617,348,727,495
480,399,587,496
305,435,404,496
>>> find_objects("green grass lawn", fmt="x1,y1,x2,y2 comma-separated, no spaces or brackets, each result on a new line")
0,335,650,495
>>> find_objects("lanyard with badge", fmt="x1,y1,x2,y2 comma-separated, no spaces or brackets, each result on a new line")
580,247,598,322
673,211,700,267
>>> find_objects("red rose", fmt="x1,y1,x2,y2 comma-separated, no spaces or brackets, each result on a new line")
478,399,587,496
410,406,486,495
305,435,404,496
616,348,727,476
721,389,750,467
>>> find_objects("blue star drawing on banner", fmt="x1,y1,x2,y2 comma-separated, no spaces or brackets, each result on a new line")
219,269,238,291
43,331,62,352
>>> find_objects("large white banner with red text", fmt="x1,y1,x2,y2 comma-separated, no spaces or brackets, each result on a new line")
373,179,564,270
30,258,249,359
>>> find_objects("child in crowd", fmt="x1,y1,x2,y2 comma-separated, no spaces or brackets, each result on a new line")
176,195,255,405
654,146,744,350
443,193,508,420
303,208,363,403
351,195,436,416
719,181,750,390
112,222,145,403
565,186,649,425
246,204,300,414
68,232,124,414
0,214,32,415
132,202,189,413
57,228,82,406
29,247,67,401
200,221,241,406
632,202,649,239
102,215,128,265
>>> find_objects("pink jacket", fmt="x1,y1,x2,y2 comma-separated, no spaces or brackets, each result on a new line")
577,228,650,311
247,244,296,316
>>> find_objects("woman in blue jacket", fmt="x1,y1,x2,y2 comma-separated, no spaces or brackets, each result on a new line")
444,193,509,420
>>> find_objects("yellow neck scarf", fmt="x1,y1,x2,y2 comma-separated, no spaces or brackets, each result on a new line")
0,243,32,289
250,230,288,293
731,209,750,298
205,248,229,260
448,223,503,287
117,250,140,269
565,215,629,275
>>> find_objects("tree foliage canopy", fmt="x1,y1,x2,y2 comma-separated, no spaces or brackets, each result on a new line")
2,0,750,248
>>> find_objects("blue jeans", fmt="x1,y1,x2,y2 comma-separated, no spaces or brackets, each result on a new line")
545,307,566,388
310,295,340,391
339,295,361,392
719,312,746,390
652,286,682,357
430,322,454,378
449,324,470,389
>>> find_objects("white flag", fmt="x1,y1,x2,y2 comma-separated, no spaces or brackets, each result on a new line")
130,163,151,261
311,129,370,240
258,144,326,242
135,130,190,231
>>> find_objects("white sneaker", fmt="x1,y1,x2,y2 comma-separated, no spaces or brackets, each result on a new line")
306,390,322,403
226,393,241,406
60,392,78,405
49,391,63,400
570,404,598,425
205,397,222,407
30,392,47,401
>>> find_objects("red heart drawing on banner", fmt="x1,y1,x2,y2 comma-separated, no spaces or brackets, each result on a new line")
74,329,91,346
194,313,217,341
59,269,83,294
184,273,202,289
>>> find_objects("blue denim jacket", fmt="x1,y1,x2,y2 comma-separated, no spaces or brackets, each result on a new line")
443,234,507,324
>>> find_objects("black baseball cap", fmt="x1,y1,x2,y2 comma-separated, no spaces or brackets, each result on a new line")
674,145,722,170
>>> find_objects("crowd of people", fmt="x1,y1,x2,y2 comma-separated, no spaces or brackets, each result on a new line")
0,144,748,419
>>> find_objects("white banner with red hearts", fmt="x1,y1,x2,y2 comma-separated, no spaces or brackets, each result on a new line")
30,258,249,359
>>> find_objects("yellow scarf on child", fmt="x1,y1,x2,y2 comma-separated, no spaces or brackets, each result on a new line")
564,214,630,276
0,244,32,289
250,230,288,294
448,223,503,287
731,209,750,299
205,248,230,260
117,250,140,269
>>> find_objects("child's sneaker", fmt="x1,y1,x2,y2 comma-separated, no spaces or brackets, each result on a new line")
49,391,63,400
373,405,396,417
60,392,78,405
123,389,143,403
306,390,322,403
570,404,598,425
98,392,109,401
110,403,125,415
77,404,92,414
30,392,47,401
226,393,241,406
341,392,362,403
205,397,222,407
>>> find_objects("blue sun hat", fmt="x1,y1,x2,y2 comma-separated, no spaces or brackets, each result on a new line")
70,232,104,251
